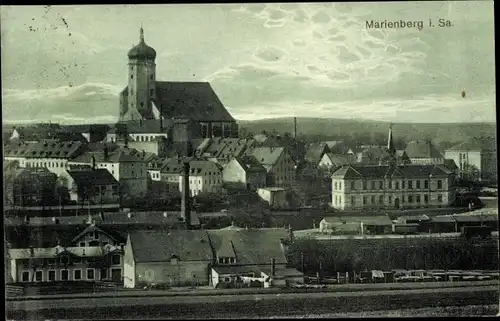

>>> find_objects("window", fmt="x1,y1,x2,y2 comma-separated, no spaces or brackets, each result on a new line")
388,196,392,204
408,195,413,203
424,180,429,189
379,195,384,204
61,270,69,281
416,180,421,189
112,255,121,265
150,74,154,80
35,270,43,282
408,180,413,189
87,269,95,280
379,181,383,189
130,74,134,79
60,257,69,265
338,182,342,190
395,182,399,190
150,89,154,96
363,181,367,190
93,231,99,240
363,196,367,205
334,182,338,190
371,196,375,204
101,269,108,280
350,181,355,190
47,259,56,266
402,181,406,189
22,271,30,282
416,195,421,203
48,270,56,281
74,269,82,280
437,180,443,189
389,180,392,189
371,181,375,190
438,194,443,203
424,195,429,203
351,196,355,206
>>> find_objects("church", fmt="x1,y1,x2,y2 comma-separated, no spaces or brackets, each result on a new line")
116,27,239,140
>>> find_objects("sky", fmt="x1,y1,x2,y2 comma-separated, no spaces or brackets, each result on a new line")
0,2,496,124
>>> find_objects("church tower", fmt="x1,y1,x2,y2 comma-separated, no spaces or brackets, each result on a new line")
125,26,157,121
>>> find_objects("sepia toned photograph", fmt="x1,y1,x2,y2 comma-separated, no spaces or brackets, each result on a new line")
2,2,498,319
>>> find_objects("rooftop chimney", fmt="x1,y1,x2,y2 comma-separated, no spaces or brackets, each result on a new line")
181,161,191,229
271,258,276,277
91,155,96,170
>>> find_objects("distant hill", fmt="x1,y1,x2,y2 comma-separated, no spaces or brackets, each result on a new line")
238,117,496,145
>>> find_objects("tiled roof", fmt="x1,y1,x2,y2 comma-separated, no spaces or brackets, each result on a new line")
233,155,267,173
68,168,118,186
121,81,235,122
128,230,213,263
71,224,122,244
443,159,458,170
207,228,288,265
160,157,185,174
4,141,38,157
70,147,146,163
323,153,354,166
198,138,252,160
395,150,407,157
305,142,329,163
405,140,443,159
331,164,452,179
247,147,286,169
23,140,86,159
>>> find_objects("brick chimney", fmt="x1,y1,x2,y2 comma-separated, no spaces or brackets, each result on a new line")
181,160,191,229
271,258,276,277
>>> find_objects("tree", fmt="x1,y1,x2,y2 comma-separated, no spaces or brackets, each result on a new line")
462,163,481,182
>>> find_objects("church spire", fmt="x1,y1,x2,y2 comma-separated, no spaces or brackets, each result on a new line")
139,24,145,43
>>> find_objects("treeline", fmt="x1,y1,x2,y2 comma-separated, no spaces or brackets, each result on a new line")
287,238,499,275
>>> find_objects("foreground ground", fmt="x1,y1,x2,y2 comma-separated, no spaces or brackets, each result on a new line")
7,282,498,319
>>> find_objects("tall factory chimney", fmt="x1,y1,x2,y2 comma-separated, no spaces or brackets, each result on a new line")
181,160,191,229
293,117,297,139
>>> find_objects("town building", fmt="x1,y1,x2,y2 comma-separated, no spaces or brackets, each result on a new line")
68,146,148,198
4,139,88,177
8,223,125,283
194,137,254,164
207,227,301,288
66,165,120,205
444,138,497,182
304,142,330,165
247,147,296,187
405,140,444,165
318,153,355,171
330,164,456,210
177,160,223,196
222,155,267,190
8,123,62,142
123,230,213,288
118,27,238,138
257,187,288,209
59,124,110,143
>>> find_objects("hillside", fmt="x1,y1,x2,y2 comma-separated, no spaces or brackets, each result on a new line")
238,117,497,145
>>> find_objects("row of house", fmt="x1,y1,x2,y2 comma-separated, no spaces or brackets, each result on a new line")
7,220,302,288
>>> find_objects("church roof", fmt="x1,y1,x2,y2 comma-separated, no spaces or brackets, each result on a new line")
331,164,452,179
154,81,235,122
405,140,443,159
128,27,156,60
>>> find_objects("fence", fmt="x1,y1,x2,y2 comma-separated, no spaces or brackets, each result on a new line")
6,285,24,296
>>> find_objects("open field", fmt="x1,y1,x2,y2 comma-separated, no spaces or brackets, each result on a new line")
6,285,498,319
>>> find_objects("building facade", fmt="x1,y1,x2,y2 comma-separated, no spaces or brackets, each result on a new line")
248,147,296,187
444,139,497,182
222,156,267,190
331,164,456,210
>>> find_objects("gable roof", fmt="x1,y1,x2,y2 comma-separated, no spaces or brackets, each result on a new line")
124,81,234,122
197,138,253,160
207,228,288,265
128,229,213,263
305,142,330,163
70,147,146,164
71,224,122,244
24,139,86,159
322,153,353,166
405,140,443,159
443,159,459,170
67,168,118,186
331,164,452,179
247,147,287,170
232,155,267,173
